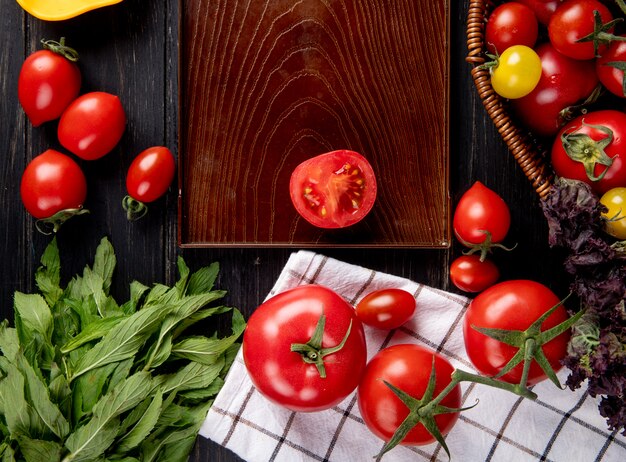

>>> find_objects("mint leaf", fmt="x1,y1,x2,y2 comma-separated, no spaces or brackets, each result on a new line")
187,262,219,295
17,436,61,462
35,238,62,307
0,357,34,437
120,281,149,315
0,320,18,362
92,237,116,294
158,358,225,394
14,293,53,347
60,316,127,354
116,390,163,453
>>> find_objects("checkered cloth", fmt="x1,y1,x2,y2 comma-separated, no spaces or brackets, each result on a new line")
199,251,625,461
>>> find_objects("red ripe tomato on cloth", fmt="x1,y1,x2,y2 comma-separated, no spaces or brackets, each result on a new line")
242,284,367,412
289,150,377,229
355,288,416,330
58,91,126,160
463,280,570,386
357,344,461,446
551,110,626,195
18,38,81,127
449,255,499,293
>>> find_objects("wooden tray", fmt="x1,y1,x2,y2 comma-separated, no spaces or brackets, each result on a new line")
178,0,450,247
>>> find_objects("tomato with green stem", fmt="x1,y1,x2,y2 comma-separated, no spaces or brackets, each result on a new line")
600,187,626,239
123,146,176,221
355,288,416,329
18,38,81,127
596,36,626,98
242,285,367,412
289,150,377,229
20,149,88,233
357,344,462,457
487,45,542,99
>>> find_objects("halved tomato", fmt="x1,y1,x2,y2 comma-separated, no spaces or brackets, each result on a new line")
289,150,377,228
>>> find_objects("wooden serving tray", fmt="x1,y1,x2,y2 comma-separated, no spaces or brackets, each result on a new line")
179,0,450,247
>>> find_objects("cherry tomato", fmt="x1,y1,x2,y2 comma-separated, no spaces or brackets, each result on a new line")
122,146,176,220
449,255,499,293
485,2,538,55
358,344,461,446
489,45,542,99
18,38,81,127
20,149,87,229
243,285,367,412
551,110,626,195
596,36,626,98
355,288,416,330
511,42,599,137
463,280,570,385
453,181,511,247
600,187,626,239
548,0,613,60
58,91,126,160
517,0,561,26
289,150,377,229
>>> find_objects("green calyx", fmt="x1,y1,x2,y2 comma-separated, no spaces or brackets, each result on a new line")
560,121,615,182
41,37,79,62
459,230,516,262
378,358,477,460
35,207,89,235
576,10,626,58
472,293,584,389
122,195,149,221
290,313,352,379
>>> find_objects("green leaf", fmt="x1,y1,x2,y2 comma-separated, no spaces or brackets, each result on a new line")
180,377,223,401
64,417,120,462
48,371,72,420
69,304,173,382
170,306,231,339
187,262,219,295
35,238,63,307
142,285,170,307
61,316,127,354
71,363,119,425
119,281,149,315
17,436,61,462
14,352,70,439
143,333,173,370
0,320,18,361
116,390,163,453
107,358,134,392
158,358,225,394
174,258,191,297
0,357,41,438
14,292,53,347
92,237,116,295
1,444,16,462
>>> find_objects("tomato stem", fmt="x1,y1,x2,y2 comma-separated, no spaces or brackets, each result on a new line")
458,230,516,262
290,314,353,379
576,11,626,58
41,37,79,62
35,207,89,235
122,196,149,221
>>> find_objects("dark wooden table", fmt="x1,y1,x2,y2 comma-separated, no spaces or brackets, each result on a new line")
0,0,567,460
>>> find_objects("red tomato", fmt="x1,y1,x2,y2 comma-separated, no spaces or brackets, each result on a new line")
58,91,126,160
453,181,511,246
355,288,416,330
18,39,81,127
511,42,599,137
20,149,87,220
517,0,561,26
485,2,538,55
551,110,626,194
242,285,367,412
358,344,461,446
126,146,175,202
548,0,613,60
463,280,570,385
289,150,377,228
449,255,499,293
596,36,626,98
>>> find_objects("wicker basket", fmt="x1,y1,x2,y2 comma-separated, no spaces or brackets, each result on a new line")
466,0,554,199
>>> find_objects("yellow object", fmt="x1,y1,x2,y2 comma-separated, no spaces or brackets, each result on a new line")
16,0,123,21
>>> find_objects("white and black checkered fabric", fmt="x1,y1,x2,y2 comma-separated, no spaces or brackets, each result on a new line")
199,251,625,462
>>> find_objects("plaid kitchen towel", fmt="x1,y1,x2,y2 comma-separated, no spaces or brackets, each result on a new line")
199,251,625,462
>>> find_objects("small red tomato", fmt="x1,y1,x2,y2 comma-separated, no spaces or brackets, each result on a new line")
358,344,461,447
485,2,538,55
596,36,626,98
453,181,511,247
517,0,561,26
449,255,499,293
58,91,126,160
355,288,416,329
289,149,377,229
123,146,176,220
18,38,81,127
20,149,87,231
548,0,613,60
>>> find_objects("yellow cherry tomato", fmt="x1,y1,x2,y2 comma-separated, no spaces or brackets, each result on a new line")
600,187,626,240
489,45,542,99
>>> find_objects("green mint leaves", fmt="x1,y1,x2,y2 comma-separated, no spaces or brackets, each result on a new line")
0,237,243,462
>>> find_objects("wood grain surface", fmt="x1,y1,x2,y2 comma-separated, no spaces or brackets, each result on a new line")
0,1,571,461
180,0,450,247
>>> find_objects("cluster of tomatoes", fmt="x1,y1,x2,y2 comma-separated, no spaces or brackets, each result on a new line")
17,38,175,231
240,273,571,454
485,0,626,240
